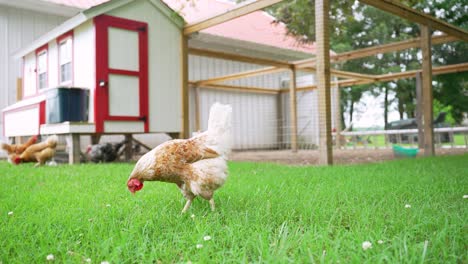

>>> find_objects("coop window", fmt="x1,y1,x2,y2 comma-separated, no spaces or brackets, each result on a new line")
58,32,73,85
36,46,48,90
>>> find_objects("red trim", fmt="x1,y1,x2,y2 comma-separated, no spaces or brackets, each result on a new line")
94,15,149,133
106,116,142,121
57,30,74,86
108,68,140,76
39,101,46,126
35,44,49,94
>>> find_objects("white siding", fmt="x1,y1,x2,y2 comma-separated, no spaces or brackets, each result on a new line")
108,0,183,133
4,106,40,137
103,121,144,133
48,40,59,89
23,53,36,97
0,5,67,136
188,55,290,149
73,20,95,122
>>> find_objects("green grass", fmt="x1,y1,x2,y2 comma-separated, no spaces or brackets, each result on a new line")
1,154,467,263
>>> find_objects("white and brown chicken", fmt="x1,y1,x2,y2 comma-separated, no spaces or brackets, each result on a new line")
127,103,232,213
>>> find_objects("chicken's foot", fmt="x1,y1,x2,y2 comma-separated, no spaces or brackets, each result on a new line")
182,199,192,213
209,198,215,212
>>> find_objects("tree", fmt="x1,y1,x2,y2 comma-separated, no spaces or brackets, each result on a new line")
268,0,467,126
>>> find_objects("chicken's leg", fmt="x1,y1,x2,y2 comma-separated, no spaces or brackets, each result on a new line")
182,199,193,213
209,198,215,212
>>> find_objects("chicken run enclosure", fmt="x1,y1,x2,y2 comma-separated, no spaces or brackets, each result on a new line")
1,0,467,164
188,56,339,150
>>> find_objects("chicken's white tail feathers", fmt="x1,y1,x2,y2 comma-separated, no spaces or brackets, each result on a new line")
206,103,232,155
46,135,58,147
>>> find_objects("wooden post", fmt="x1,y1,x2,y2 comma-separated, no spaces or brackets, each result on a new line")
194,85,201,132
315,0,333,165
16,78,23,101
415,72,424,149
276,92,284,149
334,82,342,148
68,134,81,164
289,67,298,152
420,25,435,156
125,134,133,161
91,134,101,145
181,36,190,139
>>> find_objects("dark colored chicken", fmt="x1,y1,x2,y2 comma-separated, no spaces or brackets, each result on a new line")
86,140,126,163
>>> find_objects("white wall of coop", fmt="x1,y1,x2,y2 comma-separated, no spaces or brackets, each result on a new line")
73,20,96,122
107,0,183,132
187,64,341,150
0,5,68,136
188,55,291,149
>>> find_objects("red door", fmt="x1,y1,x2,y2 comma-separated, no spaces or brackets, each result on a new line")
94,15,148,133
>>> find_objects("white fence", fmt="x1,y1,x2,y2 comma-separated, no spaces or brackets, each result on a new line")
335,127,468,149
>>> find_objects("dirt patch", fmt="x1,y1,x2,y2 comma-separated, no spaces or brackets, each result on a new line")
229,148,467,166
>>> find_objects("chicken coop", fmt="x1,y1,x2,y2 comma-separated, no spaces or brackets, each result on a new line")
2,0,337,163
3,0,463,164
2,0,185,162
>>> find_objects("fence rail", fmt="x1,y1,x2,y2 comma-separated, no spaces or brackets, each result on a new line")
334,127,468,149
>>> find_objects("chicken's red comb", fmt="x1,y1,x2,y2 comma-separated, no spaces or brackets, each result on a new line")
31,135,38,142
13,157,21,165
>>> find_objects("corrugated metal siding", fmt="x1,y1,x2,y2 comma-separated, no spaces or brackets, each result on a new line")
188,55,289,149
0,5,67,136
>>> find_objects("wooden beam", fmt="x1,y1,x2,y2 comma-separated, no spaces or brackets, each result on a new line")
330,69,376,80
294,34,459,68
124,134,133,161
184,0,284,35
181,36,190,139
194,86,201,131
289,68,298,152
189,48,291,68
281,62,468,93
333,82,343,148
420,25,435,156
190,82,279,95
359,0,468,42
196,66,285,85
16,78,23,101
316,0,333,165
67,134,81,164
301,67,377,80
415,72,424,149
282,79,369,93
376,62,468,82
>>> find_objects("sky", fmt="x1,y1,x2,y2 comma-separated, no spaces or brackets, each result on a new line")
344,90,404,129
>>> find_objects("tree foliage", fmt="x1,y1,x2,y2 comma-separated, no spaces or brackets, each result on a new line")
267,0,467,125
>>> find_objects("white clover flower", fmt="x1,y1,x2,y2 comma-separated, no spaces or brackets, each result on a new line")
405,204,411,208
8,211,13,216
196,244,203,249
101,261,110,264
85,258,91,263
106,204,111,207
190,214,195,219
378,240,384,244
362,241,372,250
463,195,468,199
46,254,55,261
203,235,211,241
